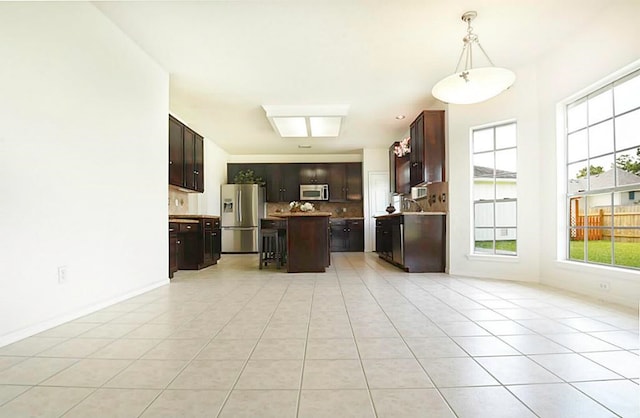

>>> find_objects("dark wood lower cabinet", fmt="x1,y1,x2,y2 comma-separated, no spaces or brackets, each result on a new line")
375,214,446,272
169,216,221,277
169,222,178,278
200,218,221,268
286,215,330,273
330,219,364,252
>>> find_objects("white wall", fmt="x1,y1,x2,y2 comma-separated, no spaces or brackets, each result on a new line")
198,138,229,215
535,1,640,307
448,65,541,283
0,3,169,345
447,1,640,307
362,148,389,252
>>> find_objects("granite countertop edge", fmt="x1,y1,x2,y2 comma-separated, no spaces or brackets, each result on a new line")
269,211,333,217
375,212,447,218
170,214,220,220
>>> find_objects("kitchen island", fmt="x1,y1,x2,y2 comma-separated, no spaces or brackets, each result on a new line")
375,212,446,272
270,212,331,273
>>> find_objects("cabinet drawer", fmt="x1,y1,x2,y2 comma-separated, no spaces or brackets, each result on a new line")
169,222,179,234
261,219,286,229
179,223,199,233
202,218,220,229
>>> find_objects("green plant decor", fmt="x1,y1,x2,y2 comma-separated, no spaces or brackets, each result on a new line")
233,169,265,185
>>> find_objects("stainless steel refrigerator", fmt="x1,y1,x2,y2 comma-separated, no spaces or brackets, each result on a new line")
221,184,265,253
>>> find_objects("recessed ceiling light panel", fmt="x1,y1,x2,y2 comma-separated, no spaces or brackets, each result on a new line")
272,117,307,137
309,116,342,137
262,105,349,138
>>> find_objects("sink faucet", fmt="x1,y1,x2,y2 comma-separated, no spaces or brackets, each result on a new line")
403,198,424,212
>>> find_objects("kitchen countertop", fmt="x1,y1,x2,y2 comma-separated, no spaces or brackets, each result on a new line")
262,216,287,221
170,219,199,224
170,214,220,219
375,212,447,218
269,211,332,217
331,216,364,220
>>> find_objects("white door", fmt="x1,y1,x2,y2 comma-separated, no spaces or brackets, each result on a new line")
366,171,389,252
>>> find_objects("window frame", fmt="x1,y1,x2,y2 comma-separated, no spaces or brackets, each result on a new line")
564,67,640,271
471,121,518,256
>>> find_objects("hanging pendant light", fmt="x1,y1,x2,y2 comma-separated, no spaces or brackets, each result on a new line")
432,11,515,105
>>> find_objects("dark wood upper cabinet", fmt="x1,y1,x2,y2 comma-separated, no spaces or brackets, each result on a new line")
194,134,204,192
299,163,328,184
390,143,410,195
183,127,195,190
228,162,362,202
281,164,300,202
345,163,362,201
169,116,184,187
410,110,445,186
328,163,346,201
327,163,362,202
265,164,298,202
168,115,205,193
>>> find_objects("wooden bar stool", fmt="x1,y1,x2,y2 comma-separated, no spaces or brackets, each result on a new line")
259,228,280,269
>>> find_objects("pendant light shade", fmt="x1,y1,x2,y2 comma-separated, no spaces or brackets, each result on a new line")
432,11,515,105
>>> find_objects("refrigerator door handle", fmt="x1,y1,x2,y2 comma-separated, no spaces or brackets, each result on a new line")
238,189,242,223
235,190,241,223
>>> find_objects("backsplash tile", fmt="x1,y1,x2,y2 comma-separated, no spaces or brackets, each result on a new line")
168,187,194,215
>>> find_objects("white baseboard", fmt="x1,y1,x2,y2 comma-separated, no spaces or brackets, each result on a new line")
0,279,169,348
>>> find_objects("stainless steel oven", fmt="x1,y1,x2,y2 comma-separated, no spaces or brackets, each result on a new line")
300,184,329,201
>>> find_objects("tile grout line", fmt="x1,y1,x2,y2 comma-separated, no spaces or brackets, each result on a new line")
295,276,317,418
213,279,294,418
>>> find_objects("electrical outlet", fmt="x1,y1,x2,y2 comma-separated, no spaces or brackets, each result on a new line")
58,266,68,284
599,282,610,292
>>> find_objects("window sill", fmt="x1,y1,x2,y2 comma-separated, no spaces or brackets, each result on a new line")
466,253,520,263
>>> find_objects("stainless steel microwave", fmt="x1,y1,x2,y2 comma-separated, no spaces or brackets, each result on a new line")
300,184,329,201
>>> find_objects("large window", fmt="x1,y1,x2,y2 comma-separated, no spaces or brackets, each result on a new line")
472,122,517,255
566,69,640,270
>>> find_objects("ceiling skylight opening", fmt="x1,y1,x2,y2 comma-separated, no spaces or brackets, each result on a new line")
271,117,307,137
309,116,342,137
262,105,349,138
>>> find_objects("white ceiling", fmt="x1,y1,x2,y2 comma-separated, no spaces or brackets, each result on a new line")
95,0,609,155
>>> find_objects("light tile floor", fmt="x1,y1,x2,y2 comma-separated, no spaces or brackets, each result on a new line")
0,253,638,417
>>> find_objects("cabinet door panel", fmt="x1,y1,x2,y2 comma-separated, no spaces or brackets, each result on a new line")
281,164,300,202
183,128,195,189
389,144,397,194
346,163,362,201
410,113,424,186
330,222,348,252
299,164,316,184
194,134,204,192
328,163,346,202
391,219,403,264
169,117,184,187
265,164,282,202
348,220,364,252
424,111,445,183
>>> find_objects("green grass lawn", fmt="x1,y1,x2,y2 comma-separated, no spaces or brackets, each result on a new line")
570,240,640,268
476,239,639,269
475,240,517,253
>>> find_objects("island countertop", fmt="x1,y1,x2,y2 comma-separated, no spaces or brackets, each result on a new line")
268,212,332,217
375,212,446,218
169,214,220,219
